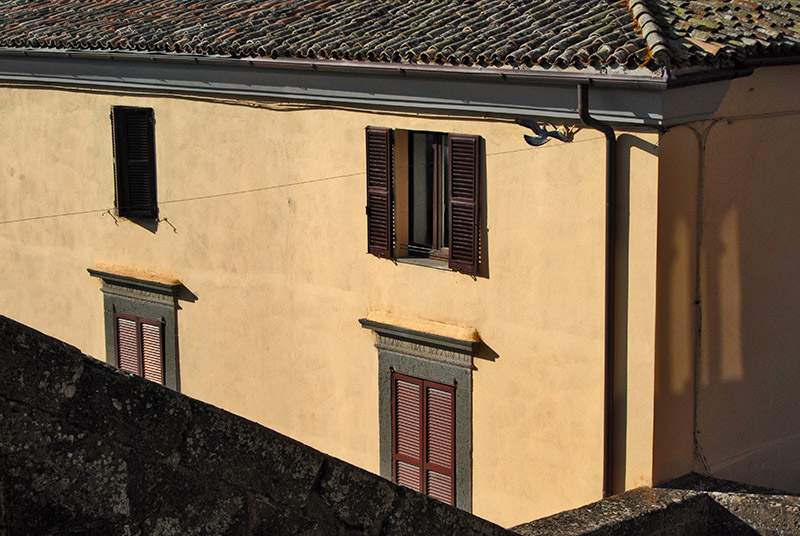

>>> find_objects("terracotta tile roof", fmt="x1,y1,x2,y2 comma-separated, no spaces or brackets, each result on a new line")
0,0,798,73
651,0,800,68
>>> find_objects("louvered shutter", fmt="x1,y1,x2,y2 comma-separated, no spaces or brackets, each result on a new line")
114,107,157,219
448,134,480,275
424,383,455,505
392,374,423,493
140,320,165,385
366,127,393,258
115,314,141,375
392,373,456,506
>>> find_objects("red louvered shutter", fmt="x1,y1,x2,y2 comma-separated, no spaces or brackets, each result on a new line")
115,314,141,375
366,126,393,258
424,383,455,505
114,313,164,385
114,107,157,219
392,373,456,505
392,374,423,493
140,320,164,385
448,134,480,275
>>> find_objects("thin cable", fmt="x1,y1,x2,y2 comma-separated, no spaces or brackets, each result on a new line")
0,138,582,226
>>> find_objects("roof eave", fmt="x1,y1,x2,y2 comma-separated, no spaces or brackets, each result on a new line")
0,46,669,127
0,47,670,90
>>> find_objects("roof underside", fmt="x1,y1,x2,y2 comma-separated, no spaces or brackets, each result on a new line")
0,0,798,75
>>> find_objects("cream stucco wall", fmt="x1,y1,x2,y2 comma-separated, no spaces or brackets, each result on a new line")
654,65,800,492
0,86,660,526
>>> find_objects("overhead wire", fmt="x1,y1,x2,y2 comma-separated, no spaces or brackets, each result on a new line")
0,134,601,226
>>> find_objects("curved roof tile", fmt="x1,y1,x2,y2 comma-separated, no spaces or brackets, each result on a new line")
0,0,797,73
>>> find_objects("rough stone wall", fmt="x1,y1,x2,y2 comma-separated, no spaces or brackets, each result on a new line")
0,315,515,536
511,476,800,536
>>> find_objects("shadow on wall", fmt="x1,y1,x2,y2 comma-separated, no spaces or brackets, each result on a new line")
654,88,800,492
696,113,800,490
612,133,660,493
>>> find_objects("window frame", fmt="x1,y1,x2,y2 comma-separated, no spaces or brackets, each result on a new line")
112,106,158,220
360,317,474,511
366,126,482,275
89,268,180,390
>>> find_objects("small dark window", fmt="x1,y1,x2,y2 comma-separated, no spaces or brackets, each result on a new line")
115,313,165,385
112,106,157,219
366,127,481,274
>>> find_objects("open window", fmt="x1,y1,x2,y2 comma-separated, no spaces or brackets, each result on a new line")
366,127,482,274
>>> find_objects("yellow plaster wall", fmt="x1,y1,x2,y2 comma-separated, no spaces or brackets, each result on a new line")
0,86,660,526
653,124,700,484
653,65,800,491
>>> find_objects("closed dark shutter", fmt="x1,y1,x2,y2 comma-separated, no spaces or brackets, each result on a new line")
366,126,393,258
114,313,164,385
448,134,480,275
113,107,157,219
392,373,455,505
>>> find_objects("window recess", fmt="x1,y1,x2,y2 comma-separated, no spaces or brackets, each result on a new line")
360,314,476,511
89,267,181,390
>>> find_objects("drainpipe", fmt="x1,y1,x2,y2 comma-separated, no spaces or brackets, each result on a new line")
578,84,617,499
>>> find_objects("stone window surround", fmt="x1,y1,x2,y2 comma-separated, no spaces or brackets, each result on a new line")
360,317,476,512
88,267,181,390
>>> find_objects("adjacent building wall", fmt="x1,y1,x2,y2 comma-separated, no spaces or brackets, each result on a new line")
0,85,660,526
654,65,800,492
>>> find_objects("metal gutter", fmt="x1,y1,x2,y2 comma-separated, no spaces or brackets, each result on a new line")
665,55,800,89
0,47,670,90
666,66,755,89
0,47,667,126
578,84,617,499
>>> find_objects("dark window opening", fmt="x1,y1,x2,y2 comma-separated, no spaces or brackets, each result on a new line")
408,132,450,260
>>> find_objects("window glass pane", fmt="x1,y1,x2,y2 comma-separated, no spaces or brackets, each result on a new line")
410,132,434,249
442,137,449,249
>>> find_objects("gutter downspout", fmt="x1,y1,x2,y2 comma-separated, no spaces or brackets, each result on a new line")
578,84,617,499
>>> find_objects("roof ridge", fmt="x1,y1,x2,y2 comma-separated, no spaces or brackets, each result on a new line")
628,0,671,67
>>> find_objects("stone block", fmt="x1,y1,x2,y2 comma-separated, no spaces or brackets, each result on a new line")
65,358,191,460
0,315,85,414
179,399,324,510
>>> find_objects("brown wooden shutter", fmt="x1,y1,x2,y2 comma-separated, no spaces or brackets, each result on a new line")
114,107,157,219
392,374,423,493
448,134,480,275
424,383,455,505
115,314,141,375
114,313,165,385
366,126,393,258
392,373,456,506
140,320,165,385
